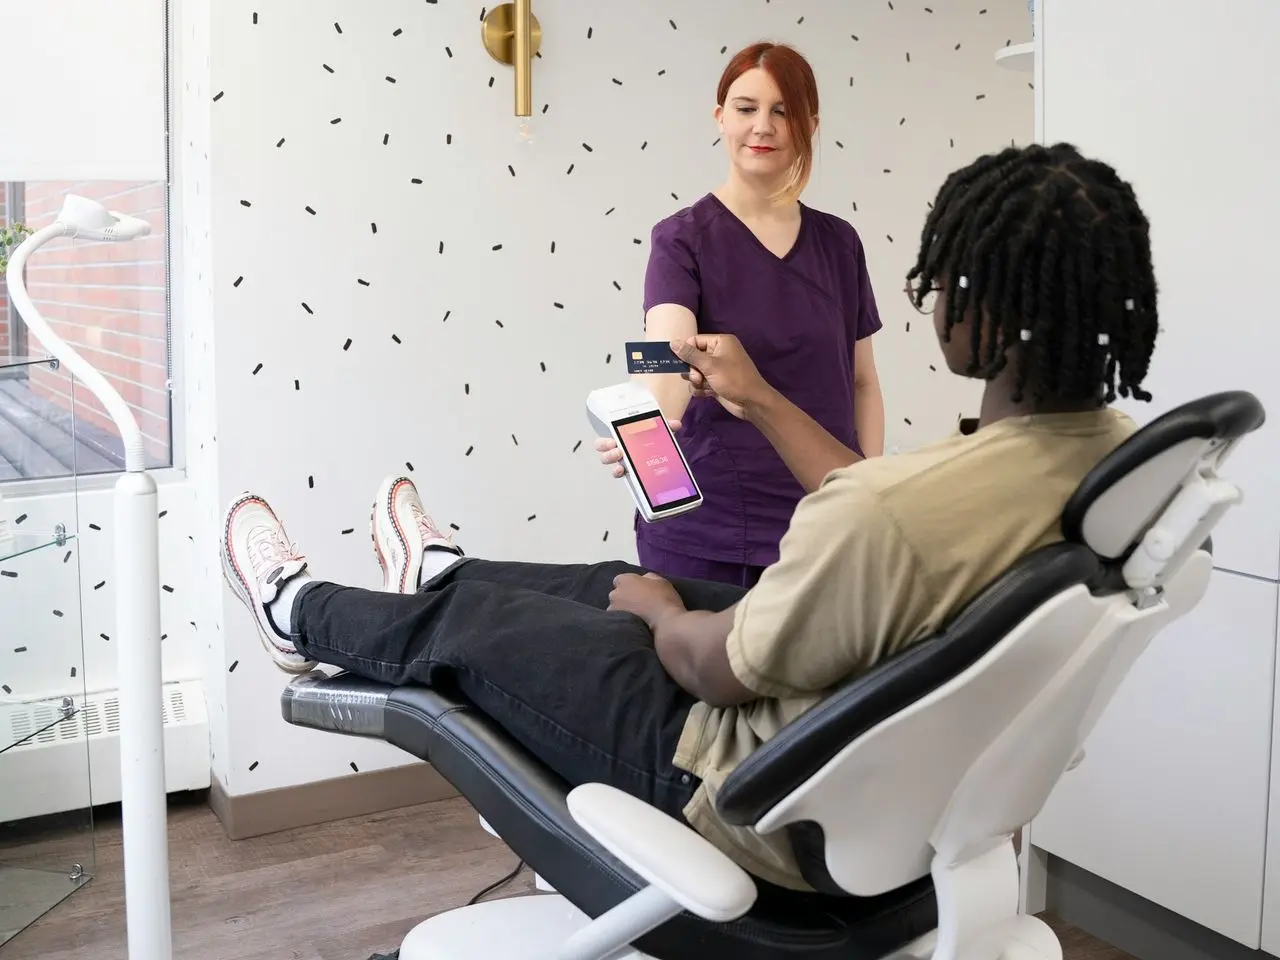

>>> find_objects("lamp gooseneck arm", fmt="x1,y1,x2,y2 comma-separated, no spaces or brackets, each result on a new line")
4,223,149,472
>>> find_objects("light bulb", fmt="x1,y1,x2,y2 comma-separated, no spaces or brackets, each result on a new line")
517,118,535,144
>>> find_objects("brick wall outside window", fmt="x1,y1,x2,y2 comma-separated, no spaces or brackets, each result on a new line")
11,181,170,466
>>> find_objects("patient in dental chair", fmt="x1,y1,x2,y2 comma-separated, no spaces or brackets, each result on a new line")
222,142,1159,893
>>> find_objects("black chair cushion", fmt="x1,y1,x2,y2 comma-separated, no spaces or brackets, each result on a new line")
1061,390,1265,555
379,686,938,960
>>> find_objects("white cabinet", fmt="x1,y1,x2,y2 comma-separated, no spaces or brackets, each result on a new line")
1041,0,1280,581
1030,0,1280,949
1031,569,1277,948
1262,633,1280,956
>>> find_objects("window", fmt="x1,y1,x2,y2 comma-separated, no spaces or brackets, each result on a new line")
0,0,172,484
1,180,172,480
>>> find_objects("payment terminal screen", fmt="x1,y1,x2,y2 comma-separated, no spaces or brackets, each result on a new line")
615,414,699,510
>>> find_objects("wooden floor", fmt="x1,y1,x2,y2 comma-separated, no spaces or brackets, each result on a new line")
0,793,1134,960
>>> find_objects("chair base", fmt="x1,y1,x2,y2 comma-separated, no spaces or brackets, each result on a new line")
398,894,653,959
395,893,1061,960
999,915,1064,960
477,814,556,892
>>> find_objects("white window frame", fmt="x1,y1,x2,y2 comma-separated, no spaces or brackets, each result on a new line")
1,0,186,499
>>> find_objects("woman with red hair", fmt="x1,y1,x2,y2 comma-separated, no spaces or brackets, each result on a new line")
598,41,886,587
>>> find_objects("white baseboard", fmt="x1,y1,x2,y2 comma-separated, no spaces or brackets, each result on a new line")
0,679,210,822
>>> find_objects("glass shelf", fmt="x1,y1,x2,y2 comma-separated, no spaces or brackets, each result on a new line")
0,529,84,755
0,861,90,945
0,529,74,565
0,691,79,751
0,356,59,373
0,527,93,947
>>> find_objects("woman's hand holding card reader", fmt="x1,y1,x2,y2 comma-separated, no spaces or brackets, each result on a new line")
587,379,703,523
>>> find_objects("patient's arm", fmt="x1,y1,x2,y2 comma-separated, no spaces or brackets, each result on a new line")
653,606,756,708
672,334,862,495
745,386,862,495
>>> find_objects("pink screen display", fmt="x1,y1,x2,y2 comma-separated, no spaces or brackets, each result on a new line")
616,415,696,508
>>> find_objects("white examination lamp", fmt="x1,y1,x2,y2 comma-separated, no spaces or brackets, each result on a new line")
5,194,173,959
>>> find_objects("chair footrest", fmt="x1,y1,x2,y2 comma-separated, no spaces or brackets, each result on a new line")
280,671,391,738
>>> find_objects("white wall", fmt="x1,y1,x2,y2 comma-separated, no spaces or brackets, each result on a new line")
1036,6,1279,581
187,0,1031,797
1027,0,1280,950
175,0,227,791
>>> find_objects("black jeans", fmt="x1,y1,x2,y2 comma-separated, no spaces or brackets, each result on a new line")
290,557,748,820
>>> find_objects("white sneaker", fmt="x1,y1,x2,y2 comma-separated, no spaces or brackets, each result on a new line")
370,475,459,594
221,493,318,673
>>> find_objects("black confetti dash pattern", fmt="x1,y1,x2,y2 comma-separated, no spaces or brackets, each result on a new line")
72,0,1033,793
0,488,197,727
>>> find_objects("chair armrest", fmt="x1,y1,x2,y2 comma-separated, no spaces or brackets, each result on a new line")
566,783,756,923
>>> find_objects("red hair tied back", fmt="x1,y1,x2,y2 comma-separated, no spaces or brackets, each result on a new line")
717,42,820,203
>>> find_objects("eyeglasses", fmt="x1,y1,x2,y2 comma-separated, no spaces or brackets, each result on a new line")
904,277,940,315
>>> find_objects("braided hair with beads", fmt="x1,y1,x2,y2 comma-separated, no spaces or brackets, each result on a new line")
906,142,1159,406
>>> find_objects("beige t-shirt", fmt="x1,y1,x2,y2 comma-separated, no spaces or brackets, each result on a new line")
672,408,1137,891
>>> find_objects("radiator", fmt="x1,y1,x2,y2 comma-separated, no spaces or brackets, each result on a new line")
0,679,210,823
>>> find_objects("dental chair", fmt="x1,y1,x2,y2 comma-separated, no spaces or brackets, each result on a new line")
279,390,1264,960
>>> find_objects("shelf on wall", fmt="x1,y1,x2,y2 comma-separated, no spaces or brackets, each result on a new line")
0,530,76,565
996,41,1035,73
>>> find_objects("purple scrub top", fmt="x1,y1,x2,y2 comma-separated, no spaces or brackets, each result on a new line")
637,193,882,568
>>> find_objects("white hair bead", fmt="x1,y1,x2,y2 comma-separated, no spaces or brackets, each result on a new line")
1124,298,1135,311
1020,328,1033,342
958,275,969,289
1098,332,1110,346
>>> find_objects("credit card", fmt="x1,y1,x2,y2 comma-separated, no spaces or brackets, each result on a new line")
625,341,690,375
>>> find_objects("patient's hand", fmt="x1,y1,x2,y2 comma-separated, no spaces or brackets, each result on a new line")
670,334,769,420
608,572,686,630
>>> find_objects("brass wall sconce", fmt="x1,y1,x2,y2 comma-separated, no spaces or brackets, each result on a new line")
481,0,543,120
